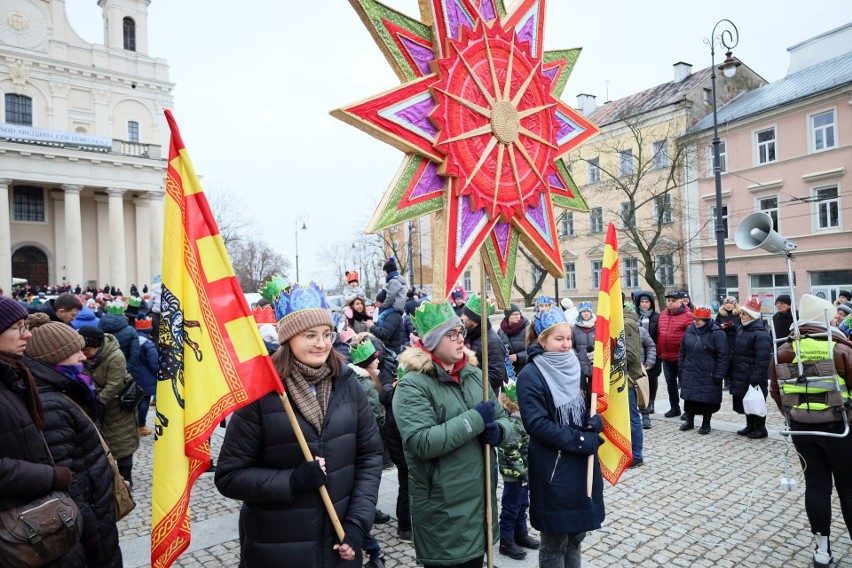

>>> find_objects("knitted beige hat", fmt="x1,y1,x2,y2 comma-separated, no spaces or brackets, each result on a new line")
25,313,85,365
277,309,335,344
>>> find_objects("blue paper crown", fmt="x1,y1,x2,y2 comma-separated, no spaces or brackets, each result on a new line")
578,301,593,312
534,307,568,335
272,281,329,323
534,296,555,312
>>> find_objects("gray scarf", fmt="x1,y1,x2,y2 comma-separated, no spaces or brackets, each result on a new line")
534,350,585,427
638,309,653,331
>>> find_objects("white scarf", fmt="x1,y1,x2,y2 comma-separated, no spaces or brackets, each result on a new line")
534,349,586,427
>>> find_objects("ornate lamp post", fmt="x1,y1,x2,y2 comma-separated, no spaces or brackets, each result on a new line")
705,19,740,304
294,211,308,282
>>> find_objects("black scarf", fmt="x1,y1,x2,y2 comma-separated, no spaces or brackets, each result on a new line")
500,316,526,336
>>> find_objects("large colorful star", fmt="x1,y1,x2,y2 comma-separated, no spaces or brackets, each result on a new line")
333,0,598,307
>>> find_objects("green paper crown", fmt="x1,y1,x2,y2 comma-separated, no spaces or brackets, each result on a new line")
349,338,377,365
412,301,457,338
127,297,142,308
466,293,496,317
107,302,125,316
259,275,288,304
503,379,517,403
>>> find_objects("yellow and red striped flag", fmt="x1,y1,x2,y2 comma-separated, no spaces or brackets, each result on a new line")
151,110,283,567
591,223,631,485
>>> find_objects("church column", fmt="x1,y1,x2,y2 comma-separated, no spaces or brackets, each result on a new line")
94,195,110,287
51,192,66,285
107,188,127,292
0,180,12,294
61,185,84,289
134,196,151,289
149,190,164,280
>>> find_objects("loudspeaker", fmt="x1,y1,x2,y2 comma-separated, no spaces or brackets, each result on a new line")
735,212,797,254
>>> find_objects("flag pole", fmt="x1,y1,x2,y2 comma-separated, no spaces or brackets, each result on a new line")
586,393,597,498
277,393,345,542
480,260,494,568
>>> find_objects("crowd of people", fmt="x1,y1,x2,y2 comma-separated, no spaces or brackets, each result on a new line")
4,273,852,568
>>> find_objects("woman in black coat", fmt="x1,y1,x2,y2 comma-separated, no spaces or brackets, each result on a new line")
0,299,86,568
633,291,661,413
730,299,772,439
678,307,729,435
714,297,742,387
215,292,383,567
497,304,529,377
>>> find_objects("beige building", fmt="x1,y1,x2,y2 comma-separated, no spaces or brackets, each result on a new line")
0,0,173,292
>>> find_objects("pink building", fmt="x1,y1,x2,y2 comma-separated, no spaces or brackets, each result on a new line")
686,23,852,311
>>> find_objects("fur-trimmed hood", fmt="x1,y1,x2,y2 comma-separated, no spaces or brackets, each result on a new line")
347,363,372,379
717,305,740,317
399,345,478,375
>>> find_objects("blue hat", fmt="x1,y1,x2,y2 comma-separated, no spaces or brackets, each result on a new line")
533,307,568,335
578,301,593,312
534,296,555,313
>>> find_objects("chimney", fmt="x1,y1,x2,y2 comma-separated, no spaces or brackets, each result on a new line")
673,61,693,83
576,94,597,116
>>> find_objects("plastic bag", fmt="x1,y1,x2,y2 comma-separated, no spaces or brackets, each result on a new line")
743,385,767,417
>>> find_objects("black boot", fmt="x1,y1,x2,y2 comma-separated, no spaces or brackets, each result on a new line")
737,414,755,436
499,538,528,559
698,415,711,435
747,415,768,439
515,532,540,550
679,414,694,431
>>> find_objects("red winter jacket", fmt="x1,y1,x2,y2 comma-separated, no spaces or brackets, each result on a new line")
656,305,692,362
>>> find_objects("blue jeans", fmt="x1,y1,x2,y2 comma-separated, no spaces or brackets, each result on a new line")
540,531,585,568
499,482,529,539
138,395,152,427
363,533,381,559
662,360,680,412
628,386,643,461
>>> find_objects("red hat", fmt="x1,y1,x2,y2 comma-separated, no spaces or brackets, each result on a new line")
741,298,762,319
135,318,153,332
252,305,276,325
693,306,712,319
346,271,359,283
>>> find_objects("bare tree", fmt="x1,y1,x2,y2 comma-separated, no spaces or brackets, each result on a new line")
375,225,409,278
230,240,292,293
513,247,550,307
317,242,355,292
206,184,254,249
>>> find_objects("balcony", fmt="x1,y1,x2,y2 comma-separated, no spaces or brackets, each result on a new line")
0,123,161,159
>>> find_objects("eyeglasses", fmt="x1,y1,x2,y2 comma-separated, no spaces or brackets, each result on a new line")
301,331,338,346
444,328,467,342
9,323,29,337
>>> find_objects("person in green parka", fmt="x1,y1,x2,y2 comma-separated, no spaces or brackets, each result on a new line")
394,300,512,568
78,326,140,487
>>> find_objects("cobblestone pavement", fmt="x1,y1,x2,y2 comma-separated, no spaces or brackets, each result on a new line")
121,394,851,567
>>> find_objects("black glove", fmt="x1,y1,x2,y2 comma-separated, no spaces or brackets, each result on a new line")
290,460,327,495
586,414,604,434
481,422,502,446
342,521,364,552
474,400,495,425
577,432,600,455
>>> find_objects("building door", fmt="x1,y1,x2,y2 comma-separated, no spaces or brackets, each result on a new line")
12,247,48,287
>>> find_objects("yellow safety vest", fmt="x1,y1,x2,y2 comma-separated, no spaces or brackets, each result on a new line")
781,338,848,412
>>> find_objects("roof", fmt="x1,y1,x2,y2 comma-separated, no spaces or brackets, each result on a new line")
690,51,852,133
587,67,713,127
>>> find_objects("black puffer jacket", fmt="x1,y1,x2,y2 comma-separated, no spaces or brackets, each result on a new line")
215,365,383,567
729,318,772,398
467,322,508,394
0,357,87,567
98,314,141,380
572,323,596,380
27,357,122,568
678,322,730,405
498,318,529,376
371,307,406,354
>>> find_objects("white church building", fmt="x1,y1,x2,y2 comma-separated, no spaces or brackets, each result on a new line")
0,0,173,293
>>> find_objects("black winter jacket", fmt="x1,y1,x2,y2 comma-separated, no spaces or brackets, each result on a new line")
572,324,596,380
498,318,529,376
27,357,122,568
466,322,508,394
678,322,730,405
215,365,383,568
729,318,772,398
98,315,141,380
772,310,796,343
0,357,87,567
371,307,406,354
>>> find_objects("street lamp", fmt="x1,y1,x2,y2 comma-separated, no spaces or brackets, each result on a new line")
705,19,740,305
294,211,308,282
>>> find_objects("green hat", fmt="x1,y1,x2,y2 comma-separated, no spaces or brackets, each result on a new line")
106,302,125,316
463,293,496,324
349,338,377,368
260,274,288,304
413,301,463,351
503,303,522,320
127,297,142,308
503,378,517,403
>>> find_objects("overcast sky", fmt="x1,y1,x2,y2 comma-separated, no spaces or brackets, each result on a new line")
65,1,852,288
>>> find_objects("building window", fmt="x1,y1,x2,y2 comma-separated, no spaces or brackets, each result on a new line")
706,140,727,174
655,194,672,224
619,149,633,176
815,186,840,229
4,94,33,126
587,157,600,184
623,257,639,288
127,120,139,143
750,273,794,304
655,254,674,287
13,186,45,222
563,262,576,290
812,110,836,152
589,207,603,234
756,127,777,164
709,205,729,240
708,275,739,301
652,140,669,169
123,17,136,51
620,202,634,229
559,212,574,237
463,270,471,292
758,196,779,233
591,260,603,289
703,88,711,105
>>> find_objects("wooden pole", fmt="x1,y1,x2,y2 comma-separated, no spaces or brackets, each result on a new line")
278,392,345,542
479,262,494,568
586,392,597,498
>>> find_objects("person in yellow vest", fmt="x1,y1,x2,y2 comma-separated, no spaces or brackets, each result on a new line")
769,294,852,568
